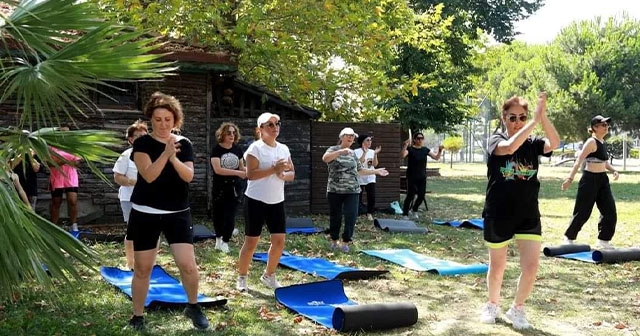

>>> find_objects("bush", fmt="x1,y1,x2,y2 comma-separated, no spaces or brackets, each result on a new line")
630,147,640,159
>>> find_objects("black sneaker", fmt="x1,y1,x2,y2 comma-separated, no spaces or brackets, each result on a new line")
128,315,145,331
184,304,209,329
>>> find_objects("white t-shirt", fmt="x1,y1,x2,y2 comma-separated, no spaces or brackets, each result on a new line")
354,148,376,185
244,140,291,204
112,147,137,201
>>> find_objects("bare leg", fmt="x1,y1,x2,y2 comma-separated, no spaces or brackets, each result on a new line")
50,195,63,225
513,240,541,306
265,234,285,275
66,191,78,224
131,249,158,316
171,243,199,303
487,245,508,304
238,236,260,275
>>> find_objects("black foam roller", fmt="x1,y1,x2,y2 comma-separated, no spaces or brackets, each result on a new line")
543,244,591,256
332,302,418,332
592,248,640,263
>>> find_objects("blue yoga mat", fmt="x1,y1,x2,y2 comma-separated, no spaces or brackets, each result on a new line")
275,280,418,332
432,218,484,230
361,249,488,275
286,227,324,234
100,266,227,308
253,252,388,280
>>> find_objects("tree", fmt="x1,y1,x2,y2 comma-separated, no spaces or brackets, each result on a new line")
0,0,172,302
95,0,453,121
442,136,463,168
388,0,544,133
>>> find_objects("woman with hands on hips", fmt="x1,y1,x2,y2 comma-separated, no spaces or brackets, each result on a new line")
323,127,388,252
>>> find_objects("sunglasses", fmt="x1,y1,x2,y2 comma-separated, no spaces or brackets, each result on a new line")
596,123,609,128
415,137,424,140
508,115,528,123
263,121,281,128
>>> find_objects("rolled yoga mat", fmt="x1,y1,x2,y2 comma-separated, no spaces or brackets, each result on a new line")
374,219,428,233
101,265,227,308
543,244,640,264
361,249,488,275
275,279,418,332
285,217,324,234
252,252,389,280
432,218,484,230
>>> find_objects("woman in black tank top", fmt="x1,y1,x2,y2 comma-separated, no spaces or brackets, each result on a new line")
560,115,619,249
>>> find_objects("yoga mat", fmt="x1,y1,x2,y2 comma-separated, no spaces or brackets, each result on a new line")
285,217,323,234
374,219,428,233
193,224,216,242
544,244,640,264
252,252,389,280
432,218,484,230
275,280,418,332
361,249,488,275
100,266,227,309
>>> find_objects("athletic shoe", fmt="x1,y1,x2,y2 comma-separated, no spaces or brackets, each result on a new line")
479,302,499,324
236,275,249,292
367,213,374,221
218,242,230,253
412,212,419,220
184,304,209,330
562,236,575,245
215,237,222,249
127,315,145,331
341,244,350,253
330,241,339,250
232,228,239,236
505,305,531,330
71,223,79,232
260,273,282,289
596,240,614,250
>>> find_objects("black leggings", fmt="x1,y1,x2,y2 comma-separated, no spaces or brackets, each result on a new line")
564,171,617,241
359,182,376,214
211,193,238,242
403,177,426,215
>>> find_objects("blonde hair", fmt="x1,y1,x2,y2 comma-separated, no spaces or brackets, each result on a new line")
215,122,241,144
143,92,184,130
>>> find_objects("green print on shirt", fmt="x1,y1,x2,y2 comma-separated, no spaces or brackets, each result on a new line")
500,161,537,181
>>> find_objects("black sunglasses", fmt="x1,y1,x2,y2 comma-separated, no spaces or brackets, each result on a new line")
263,121,281,128
508,115,528,123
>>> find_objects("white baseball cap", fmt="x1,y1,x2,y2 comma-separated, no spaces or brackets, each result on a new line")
257,112,280,127
338,127,358,138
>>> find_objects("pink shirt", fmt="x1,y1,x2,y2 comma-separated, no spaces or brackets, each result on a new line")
49,147,80,189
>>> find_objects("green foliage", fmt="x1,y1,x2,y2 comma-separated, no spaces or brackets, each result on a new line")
629,147,639,159
0,0,171,302
442,136,464,151
606,135,624,159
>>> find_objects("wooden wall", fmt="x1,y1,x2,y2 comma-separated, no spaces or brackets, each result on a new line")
311,122,401,214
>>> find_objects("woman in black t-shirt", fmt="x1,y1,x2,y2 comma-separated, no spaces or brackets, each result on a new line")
125,92,209,331
210,122,246,253
479,93,559,330
400,132,442,219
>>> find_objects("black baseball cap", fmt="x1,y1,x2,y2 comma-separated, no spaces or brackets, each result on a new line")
590,115,611,126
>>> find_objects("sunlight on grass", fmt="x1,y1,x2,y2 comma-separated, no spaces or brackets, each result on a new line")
1,163,639,335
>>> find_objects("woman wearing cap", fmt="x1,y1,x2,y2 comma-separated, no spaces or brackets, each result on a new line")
236,112,294,292
561,115,619,249
126,92,208,330
400,132,443,219
322,127,388,252
210,122,246,254
354,134,381,221
479,93,559,330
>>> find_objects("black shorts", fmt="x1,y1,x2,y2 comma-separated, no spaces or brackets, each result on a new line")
483,217,542,248
244,196,286,237
126,208,193,251
51,187,79,197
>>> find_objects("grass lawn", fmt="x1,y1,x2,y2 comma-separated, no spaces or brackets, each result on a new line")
1,163,640,335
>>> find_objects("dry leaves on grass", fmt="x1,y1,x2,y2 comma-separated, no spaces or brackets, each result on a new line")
293,315,303,324
258,306,281,321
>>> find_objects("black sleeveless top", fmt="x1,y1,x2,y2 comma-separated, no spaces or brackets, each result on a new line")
585,138,608,162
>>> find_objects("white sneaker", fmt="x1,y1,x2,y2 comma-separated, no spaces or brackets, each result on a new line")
562,236,575,245
260,273,281,289
215,237,222,249
505,305,531,330
218,242,229,253
71,223,79,231
366,213,374,221
236,275,248,292
232,228,239,236
479,302,500,324
595,240,614,250
412,212,419,220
